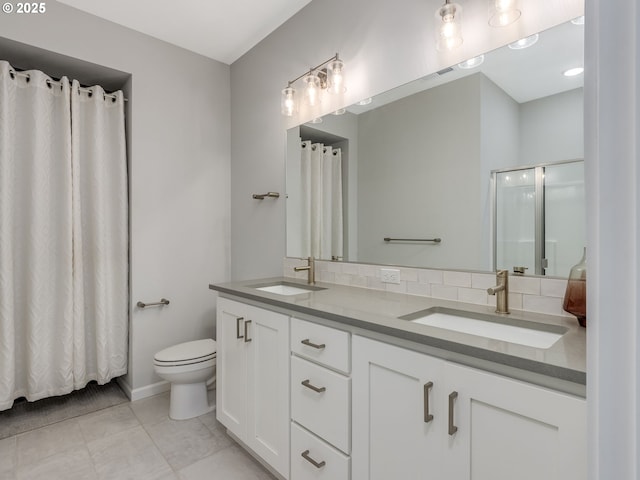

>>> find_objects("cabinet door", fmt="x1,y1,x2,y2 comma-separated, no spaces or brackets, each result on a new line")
443,362,586,480
352,336,445,480
245,304,290,478
216,298,248,439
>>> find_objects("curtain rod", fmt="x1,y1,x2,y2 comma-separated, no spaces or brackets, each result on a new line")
9,69,128,102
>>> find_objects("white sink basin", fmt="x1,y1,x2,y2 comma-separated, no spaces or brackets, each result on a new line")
405,310,565,349
250,282,326,296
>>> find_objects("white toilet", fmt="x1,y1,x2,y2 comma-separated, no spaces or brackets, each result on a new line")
153,338,217,420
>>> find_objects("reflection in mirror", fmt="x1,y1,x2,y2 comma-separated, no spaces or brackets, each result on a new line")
493,160,584,277
286,19,584,277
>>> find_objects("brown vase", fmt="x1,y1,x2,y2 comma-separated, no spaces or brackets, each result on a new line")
563,247,587,327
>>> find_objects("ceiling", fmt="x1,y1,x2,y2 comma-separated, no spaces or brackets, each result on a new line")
55,0,312,65
348,19,584,115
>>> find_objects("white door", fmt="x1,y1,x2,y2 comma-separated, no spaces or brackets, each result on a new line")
245,304,290,478
216,298,248,439
443,362,587,480
352,336,446,480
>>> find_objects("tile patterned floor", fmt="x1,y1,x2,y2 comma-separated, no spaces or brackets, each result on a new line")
0,391,277,480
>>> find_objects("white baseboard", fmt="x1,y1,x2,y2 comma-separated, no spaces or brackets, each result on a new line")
118,378,171,402
116,376,133,400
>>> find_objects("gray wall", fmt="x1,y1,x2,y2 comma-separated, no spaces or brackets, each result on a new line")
0,3,230,395
519,88,584,165
357,74,483,269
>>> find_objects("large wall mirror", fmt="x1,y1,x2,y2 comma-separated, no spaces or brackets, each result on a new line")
286,19,584,277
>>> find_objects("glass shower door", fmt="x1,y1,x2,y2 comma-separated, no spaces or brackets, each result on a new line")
543,162,585,277
494,160,585,276
495,168,537,274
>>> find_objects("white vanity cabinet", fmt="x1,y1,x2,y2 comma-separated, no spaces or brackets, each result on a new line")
290,318,351,480
352,335,586,480
216,297,290,478
442,361,587,480
351,335,446,479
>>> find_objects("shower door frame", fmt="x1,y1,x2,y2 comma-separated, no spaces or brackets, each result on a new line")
491,158,584,276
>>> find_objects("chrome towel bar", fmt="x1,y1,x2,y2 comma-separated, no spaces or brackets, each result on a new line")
137,298,170,309
384,237,442,243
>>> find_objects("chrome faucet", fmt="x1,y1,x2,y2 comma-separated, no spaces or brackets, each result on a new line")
487,270,510,314
294,257,315,285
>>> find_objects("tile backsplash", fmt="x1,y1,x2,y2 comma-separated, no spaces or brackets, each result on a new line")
283,258,574,318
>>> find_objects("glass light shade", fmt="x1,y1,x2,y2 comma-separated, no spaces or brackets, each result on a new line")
488,0,521,27
303,73,322,107
281,86,297,117
436,2,463,52
327,59,346,94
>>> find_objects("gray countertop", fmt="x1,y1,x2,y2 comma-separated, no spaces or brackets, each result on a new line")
209,277,586,396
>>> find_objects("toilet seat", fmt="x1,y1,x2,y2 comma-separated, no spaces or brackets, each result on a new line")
153,339,216,367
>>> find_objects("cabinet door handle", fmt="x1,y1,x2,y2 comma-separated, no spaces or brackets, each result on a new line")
244,319,252,343
448,391,458,435
301,449,326,468
423,381,434,423
301,379,326,393
236,317,244,339
301,338,326,350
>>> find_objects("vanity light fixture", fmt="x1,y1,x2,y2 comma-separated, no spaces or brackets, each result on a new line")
302,72,322,107
563,67,584,77
280,53,346,117
458,55,485,69
488,0,521,27
508,33,539,50
436,0,463,52
327,58,346,94
281,86,297,117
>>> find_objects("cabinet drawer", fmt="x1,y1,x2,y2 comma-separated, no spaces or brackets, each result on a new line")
291,422,350,480
291,317,350,374
291,356,351,454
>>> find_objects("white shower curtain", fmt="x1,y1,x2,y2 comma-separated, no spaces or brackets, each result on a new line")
0,61,128,410
300,141,343,259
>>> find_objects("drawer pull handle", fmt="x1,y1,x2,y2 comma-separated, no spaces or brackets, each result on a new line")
301,449,326,469
301,338,326,350
301,379,326,393
244,319,252,343
423,381,434,423
448,391,458,435
236,317,244,339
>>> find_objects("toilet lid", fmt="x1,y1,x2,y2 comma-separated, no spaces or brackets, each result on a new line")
154,338,217,363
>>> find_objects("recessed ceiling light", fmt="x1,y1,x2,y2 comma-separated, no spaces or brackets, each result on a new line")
309,117,323,124
458,55,485,69
357,97,372,106
332,108,346,115
508,34,539,50
571,16,585,25
563,67,584,77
